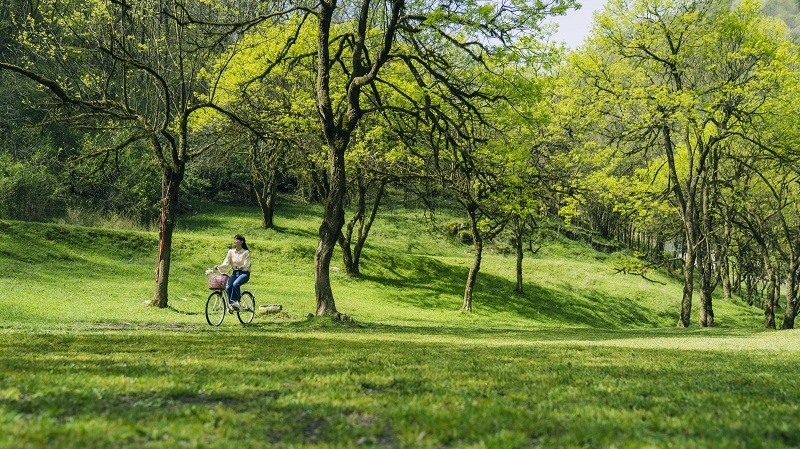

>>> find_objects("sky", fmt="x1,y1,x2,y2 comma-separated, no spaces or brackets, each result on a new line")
548,0,608,49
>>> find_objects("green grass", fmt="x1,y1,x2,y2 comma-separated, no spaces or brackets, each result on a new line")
0,201,796,448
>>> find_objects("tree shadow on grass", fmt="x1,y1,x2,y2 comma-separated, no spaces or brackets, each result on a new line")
358,252,664,329
490,282,663,329
167,305,201,316
358,253,465,311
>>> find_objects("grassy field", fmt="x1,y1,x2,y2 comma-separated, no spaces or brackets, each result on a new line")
1,200,798,448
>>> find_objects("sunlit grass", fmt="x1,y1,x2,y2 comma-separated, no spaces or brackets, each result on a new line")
0,201,793,448
2,326,800,449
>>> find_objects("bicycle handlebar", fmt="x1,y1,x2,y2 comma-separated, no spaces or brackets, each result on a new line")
205,266,226,275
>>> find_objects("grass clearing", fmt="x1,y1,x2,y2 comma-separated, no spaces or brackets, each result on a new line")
0,202,796,448
3,326,800,449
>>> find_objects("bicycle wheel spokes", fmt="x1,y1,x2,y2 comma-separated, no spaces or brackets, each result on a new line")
205,291,226,326
237,291,256,324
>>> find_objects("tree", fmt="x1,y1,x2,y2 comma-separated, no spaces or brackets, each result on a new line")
204,16,323,228
306,0,576,315
1,0,273,307
569,0,793,326
339,121,399,277
731,166,784,328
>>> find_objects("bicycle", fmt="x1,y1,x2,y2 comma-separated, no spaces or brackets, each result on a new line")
205,267,256,326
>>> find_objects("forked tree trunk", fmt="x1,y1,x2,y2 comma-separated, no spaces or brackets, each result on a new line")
353,183,385,276
312,0,403,315
151,167,184,308
339,181,366,276
340,179,385,277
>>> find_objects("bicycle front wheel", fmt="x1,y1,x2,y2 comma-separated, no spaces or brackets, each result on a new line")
206,291,226,326
237,291,256,324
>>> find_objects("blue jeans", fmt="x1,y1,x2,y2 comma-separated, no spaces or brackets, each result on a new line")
226,270,250,304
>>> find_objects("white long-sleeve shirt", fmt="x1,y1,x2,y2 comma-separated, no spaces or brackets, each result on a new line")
218,248,251,272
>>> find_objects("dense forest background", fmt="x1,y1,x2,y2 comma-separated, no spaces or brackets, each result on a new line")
2,0,800,328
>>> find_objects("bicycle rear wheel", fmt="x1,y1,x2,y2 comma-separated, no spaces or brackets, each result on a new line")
206,291,226,326
237,291,256,324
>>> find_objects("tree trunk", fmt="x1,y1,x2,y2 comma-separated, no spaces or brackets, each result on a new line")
765,271,777,329
513,217,524,294
663,125,696,328
678,224,697,328
339,236,356,276
760,250,777,329
697,245,716,327
721,258,732,301
782,258,798,329
697,151,716,327
745,275,754,305
678,247,695,328
720,217,732,301
698,264,715,327
351,180,384,276
339,178,366,277
314,145,346,316
312,0,404,314
340,176,386,277
255,174,276,229
151,166,184,308
462,205,482,312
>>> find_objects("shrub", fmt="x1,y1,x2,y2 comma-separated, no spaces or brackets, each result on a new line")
0,155,61,221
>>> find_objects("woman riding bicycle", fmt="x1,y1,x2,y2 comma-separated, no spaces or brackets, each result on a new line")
215,234,251,311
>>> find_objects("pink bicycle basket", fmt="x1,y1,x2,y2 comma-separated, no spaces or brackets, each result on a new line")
208,273,229,290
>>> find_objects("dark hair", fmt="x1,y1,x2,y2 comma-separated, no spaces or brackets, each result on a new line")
234,234,249,250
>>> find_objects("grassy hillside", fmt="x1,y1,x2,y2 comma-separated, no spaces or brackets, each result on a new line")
4,201,800,449
0,200,763,330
